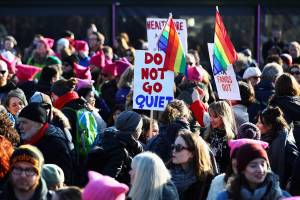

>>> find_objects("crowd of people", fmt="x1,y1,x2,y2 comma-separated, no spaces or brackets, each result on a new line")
0,23,299,200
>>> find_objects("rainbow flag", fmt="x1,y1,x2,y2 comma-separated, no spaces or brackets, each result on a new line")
157,15,186,74
213,8,238,75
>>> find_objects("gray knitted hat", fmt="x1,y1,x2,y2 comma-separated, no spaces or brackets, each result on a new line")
115,111,143,139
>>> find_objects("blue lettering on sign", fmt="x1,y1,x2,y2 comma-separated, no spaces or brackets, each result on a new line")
135,95,173,109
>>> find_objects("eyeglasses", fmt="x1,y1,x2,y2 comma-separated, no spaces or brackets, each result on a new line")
171,144,189,152
0,70,7,75
291,71,300,75
12,167,37,176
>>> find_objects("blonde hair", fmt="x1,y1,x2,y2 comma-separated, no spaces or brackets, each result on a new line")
128,152,171,200
204,101,236,140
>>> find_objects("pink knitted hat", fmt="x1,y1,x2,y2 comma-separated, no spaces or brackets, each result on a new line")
73,63,92,80
40,38,54,50
89,51,105,69
115,58,131,77
228,138,269,158
82,171,129,200
74,40,89,53
75,78,94,91
16,64,42,82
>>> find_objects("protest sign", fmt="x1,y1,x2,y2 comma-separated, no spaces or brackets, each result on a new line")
207,43,241,100
146,18,187,52
133,50,174,111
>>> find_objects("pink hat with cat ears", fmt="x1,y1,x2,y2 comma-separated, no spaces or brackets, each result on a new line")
82,171,129,200
228,138,269,158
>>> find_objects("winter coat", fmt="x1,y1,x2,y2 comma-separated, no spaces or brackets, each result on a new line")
100,79,118,110
115,86,130,105
254,79,275,109
289,155,300,195
232,104,249,128
170,164,213,200
35,124,73,185
86,129,143,185
206,128,231,173
206,174,226,200
61,97,86,143
216,172,290,200
0,177,53,200
262,128,299,188
146,118,190,163
162,181,180,200
269,95,300,148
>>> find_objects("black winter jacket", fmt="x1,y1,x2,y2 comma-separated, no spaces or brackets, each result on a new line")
146,118,190,163
87,130,143,185
35,124,73,185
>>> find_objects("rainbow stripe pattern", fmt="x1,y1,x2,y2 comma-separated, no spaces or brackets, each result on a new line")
158,16,186,74
213,9,238,75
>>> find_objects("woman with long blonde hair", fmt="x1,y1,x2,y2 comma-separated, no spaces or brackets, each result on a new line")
204,101,236,173
128,152,179,200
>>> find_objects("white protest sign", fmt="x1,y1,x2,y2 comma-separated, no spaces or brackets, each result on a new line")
146,18,187,53
133,50,174,111
207,43,241,100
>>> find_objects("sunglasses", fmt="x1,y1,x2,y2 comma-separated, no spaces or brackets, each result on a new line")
291,71,300,75
171,144,190,152
0,70,6,75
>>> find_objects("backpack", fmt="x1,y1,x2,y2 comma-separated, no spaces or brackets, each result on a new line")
63,107,98,158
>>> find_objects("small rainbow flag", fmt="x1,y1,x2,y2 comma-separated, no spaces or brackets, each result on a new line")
213,7,238,75
157,14,186,74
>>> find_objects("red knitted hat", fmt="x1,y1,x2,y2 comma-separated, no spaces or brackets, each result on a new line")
236,143,269,172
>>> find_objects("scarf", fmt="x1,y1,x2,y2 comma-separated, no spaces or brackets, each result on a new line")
171,165,197,194
240,173,283,200
53,91,79,109
209,128,227,159
24,123,49,145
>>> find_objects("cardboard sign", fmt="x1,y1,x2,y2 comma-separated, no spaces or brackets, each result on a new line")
207,43,241,100
133,50,174,111
146,18,187,53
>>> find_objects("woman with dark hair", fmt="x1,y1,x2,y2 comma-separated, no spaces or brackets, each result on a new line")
207,139,268,200
139,115,158,148
169,130,214,200
77,86,106,133
217,143,290,200
256,106,299,188
270,73,300,148
36,65,61,96
51,78,97,186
